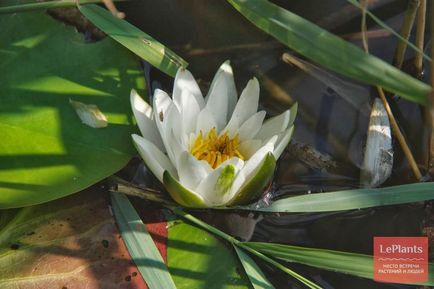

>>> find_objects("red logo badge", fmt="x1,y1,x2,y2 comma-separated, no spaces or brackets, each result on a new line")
374,237,428,283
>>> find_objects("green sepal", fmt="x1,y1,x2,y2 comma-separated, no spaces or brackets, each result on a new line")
216,164,236,196
227,152,276,206
163,171,207,208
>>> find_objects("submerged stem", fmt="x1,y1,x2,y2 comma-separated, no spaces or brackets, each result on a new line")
393,0,420,69
415,0,426,76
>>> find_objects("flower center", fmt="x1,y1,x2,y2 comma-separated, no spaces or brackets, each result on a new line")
190,127,244,169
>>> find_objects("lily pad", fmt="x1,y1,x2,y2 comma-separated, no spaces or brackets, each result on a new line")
0,3,145,208
0,189,148,289
167,219,249,289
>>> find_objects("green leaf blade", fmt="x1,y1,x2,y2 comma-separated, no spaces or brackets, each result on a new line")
234,246,276,289
227,0,431,104
245,242,434,286
111,193,177,289
79,4,188,77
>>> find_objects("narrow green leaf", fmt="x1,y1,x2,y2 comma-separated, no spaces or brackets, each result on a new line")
227,0,431,104
79,4,188,77
110,193,177,289
245,242,434,286
234,246,276,289
0,0,125,14
224,182,434,213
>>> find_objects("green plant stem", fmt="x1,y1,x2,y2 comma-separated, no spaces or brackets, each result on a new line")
171,208,320,289
415,0,426,75
0,0,126,14
393,0,420,69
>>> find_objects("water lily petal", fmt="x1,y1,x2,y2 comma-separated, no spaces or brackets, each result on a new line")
236,110,266,140
224,77,260,134
153,88,173,145
180,89,200,136
205,70,230,132
255,109,290,143
132,134,176,182
173,68,205,110
162,106,182,164
238,139,263,159
226,141,275,203
177,151,212,191
273,125,295,159
130,89,164,148
206,60,238,118
163,171,207,208
196,107,217,135
196,157,244,206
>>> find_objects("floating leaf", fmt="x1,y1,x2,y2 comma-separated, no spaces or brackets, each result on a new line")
0,3,145,208
0,189,148,289
167,219,249,289
227,0,431,104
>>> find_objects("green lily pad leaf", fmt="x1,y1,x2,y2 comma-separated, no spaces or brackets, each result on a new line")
163,171,207,208
0,189,148,289
0,4,145,208
228,153,276,206
167,219,249,289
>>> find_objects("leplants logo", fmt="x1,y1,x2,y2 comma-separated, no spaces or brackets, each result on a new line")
374,237,428,283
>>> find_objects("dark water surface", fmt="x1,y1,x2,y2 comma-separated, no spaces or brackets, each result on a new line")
118,1,432,288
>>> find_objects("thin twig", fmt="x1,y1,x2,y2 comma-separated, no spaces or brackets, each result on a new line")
394,0,421,69
360,0,370,53
107,176,176,206
360,1,423,180
376,87,422,180
414,0,426,76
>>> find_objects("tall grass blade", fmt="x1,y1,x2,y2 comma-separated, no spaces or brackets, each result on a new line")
227,182,434,213
245,242,434,286
79,4,187,77
110,193,177,289
234,246,275,289
0,0,125,14
227,0,431,104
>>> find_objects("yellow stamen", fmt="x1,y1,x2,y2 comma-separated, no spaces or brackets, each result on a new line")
190,127,245,169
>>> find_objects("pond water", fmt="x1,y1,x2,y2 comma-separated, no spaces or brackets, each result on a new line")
117,0,432,288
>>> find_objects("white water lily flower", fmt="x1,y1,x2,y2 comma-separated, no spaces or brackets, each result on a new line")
131,61,297,208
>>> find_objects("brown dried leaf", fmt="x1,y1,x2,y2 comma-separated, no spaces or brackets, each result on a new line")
0,189,147,289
